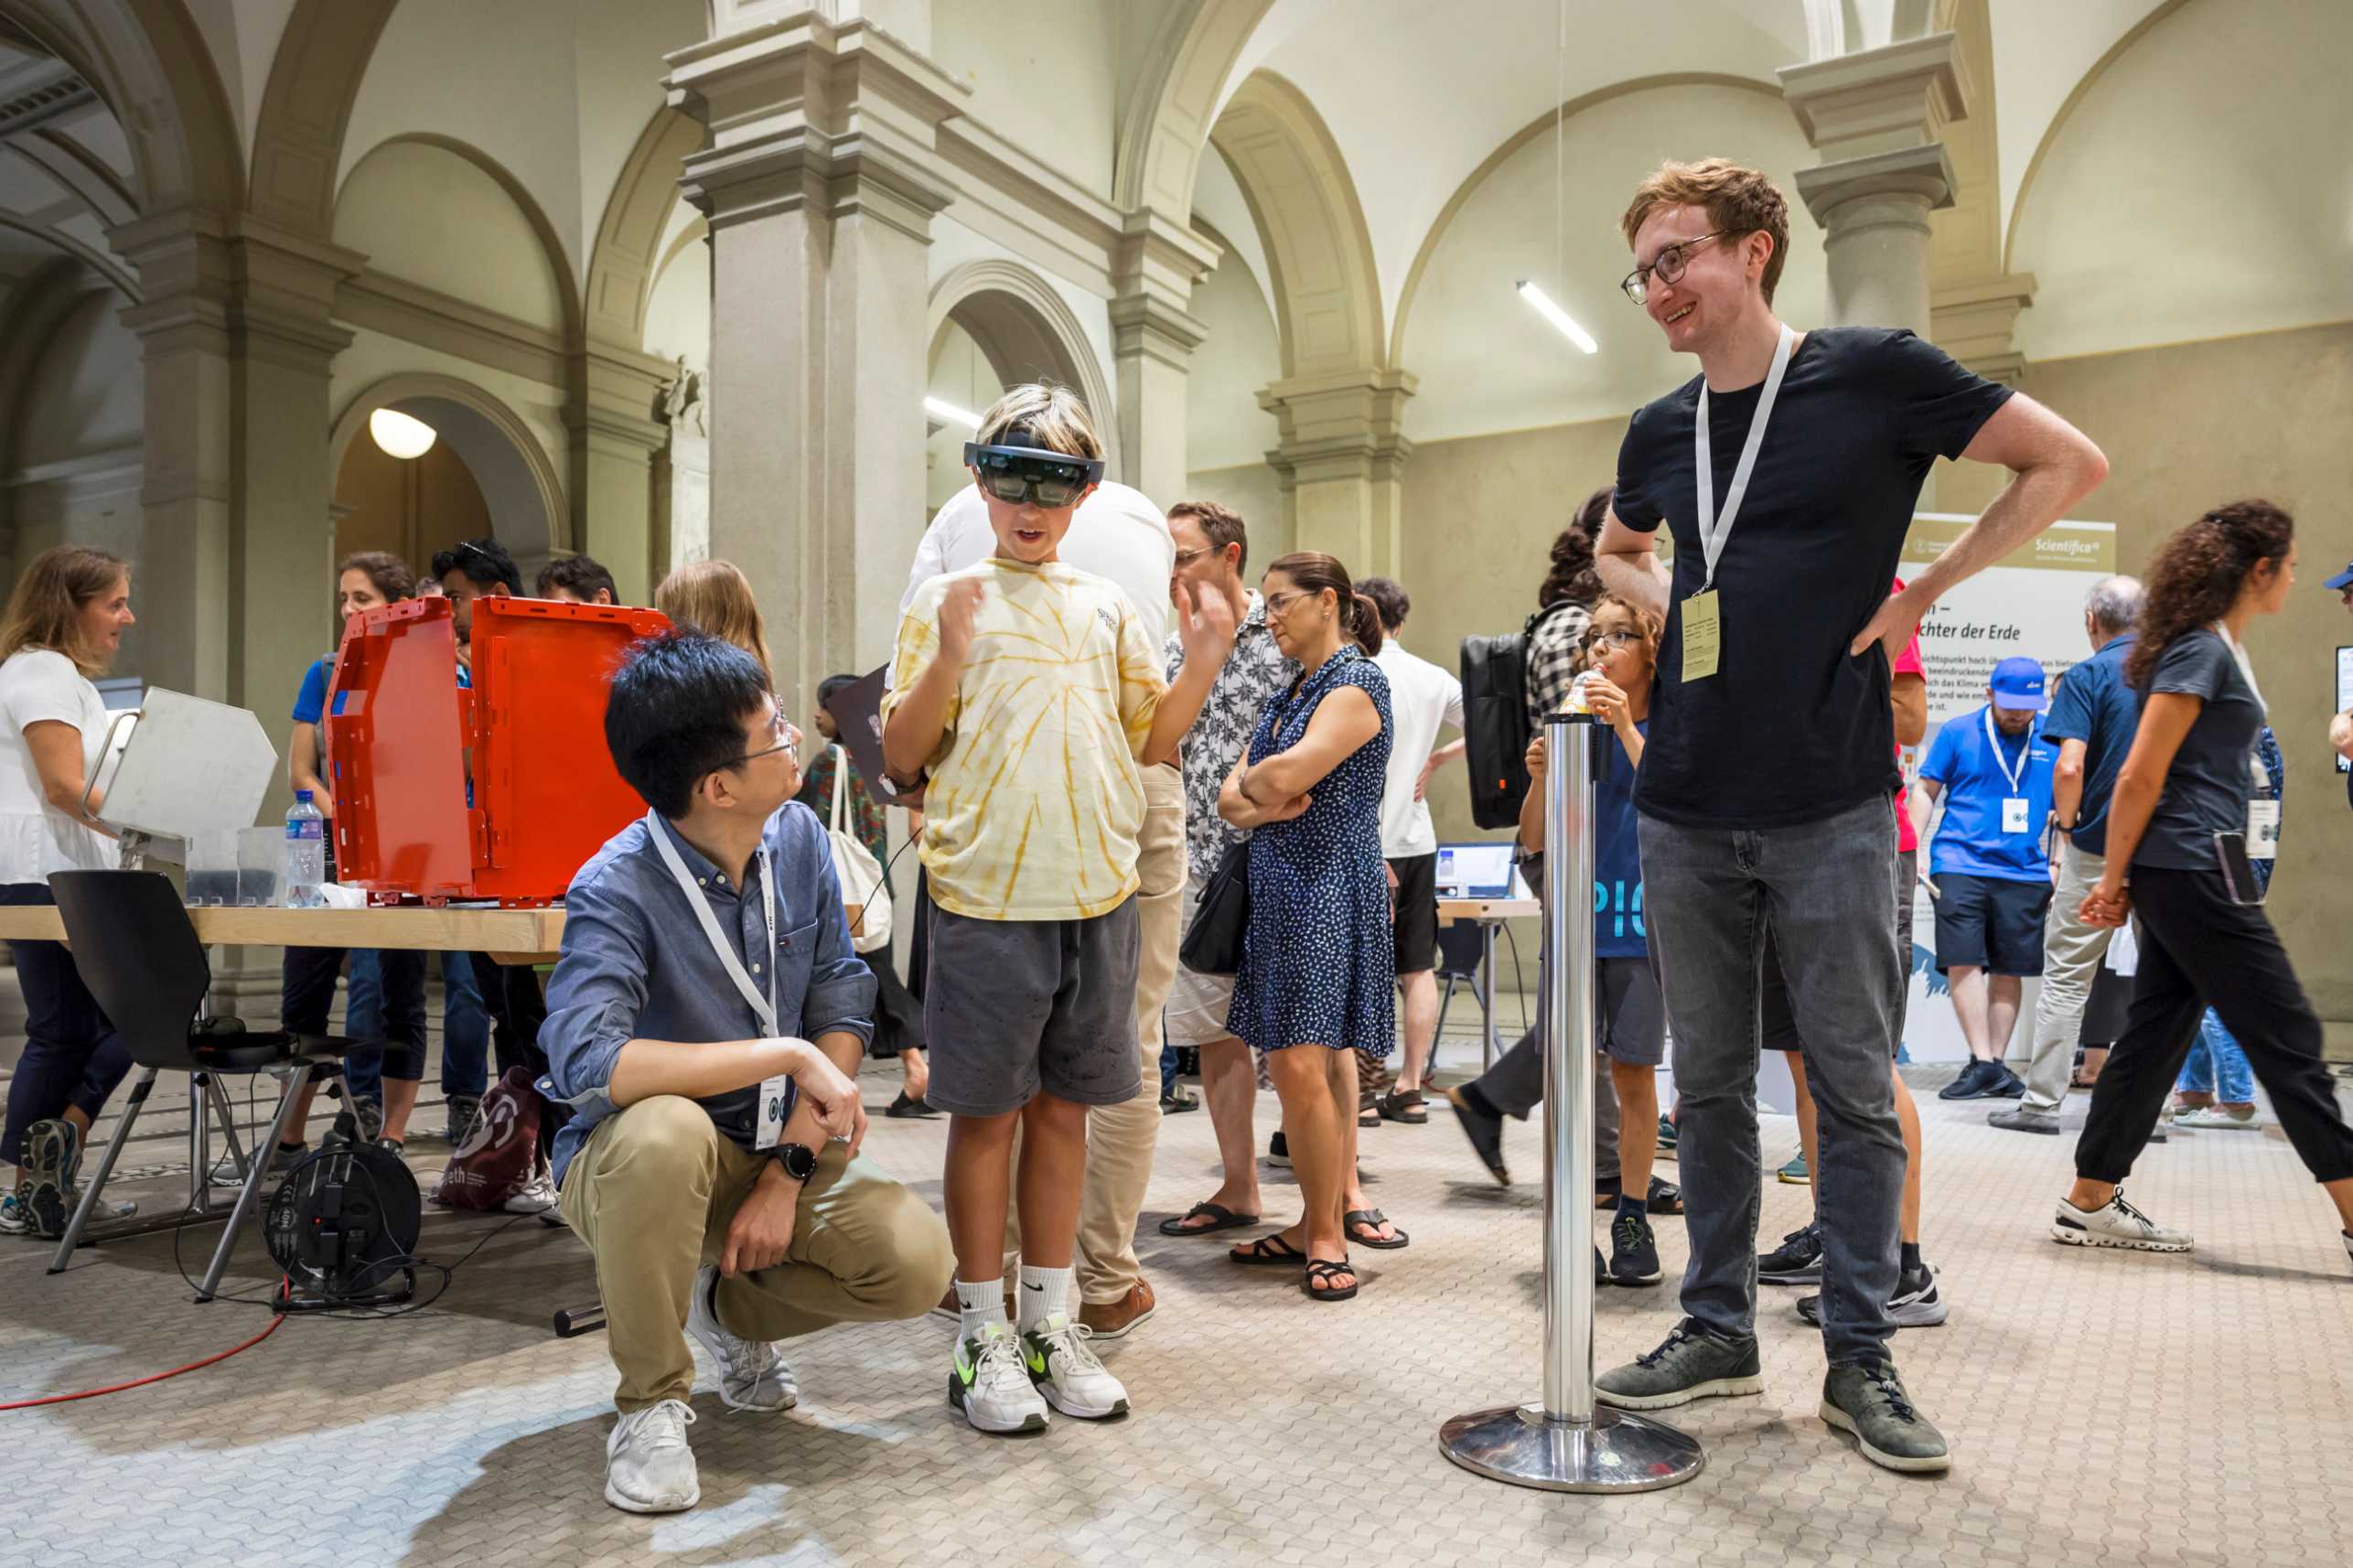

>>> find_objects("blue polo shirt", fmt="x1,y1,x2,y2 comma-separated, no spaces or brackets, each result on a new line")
1921,704,2056,882
294,650,472,723
2038,633,2136,857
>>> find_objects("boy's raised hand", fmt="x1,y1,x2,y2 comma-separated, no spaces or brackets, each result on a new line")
936,578,987,663
1173,577,1237,666
1523,731,1547,778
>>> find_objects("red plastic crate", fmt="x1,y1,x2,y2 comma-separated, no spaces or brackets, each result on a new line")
325,596,671,906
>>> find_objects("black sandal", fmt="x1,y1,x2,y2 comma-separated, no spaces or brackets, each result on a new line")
1303,1257,1359,1302
1230,1233,1307,1266
1377,1089,1428,1124
1160,1201,1262,1237
1344,1208,1409,1250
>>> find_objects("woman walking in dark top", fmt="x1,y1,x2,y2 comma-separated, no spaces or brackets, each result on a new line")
2054,500,2353,1267
1219,553,1396,1301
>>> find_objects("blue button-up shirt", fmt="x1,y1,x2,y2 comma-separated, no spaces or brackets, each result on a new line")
542,803,876,1186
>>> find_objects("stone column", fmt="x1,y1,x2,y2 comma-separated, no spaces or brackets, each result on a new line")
665,13,961,716
567,342,674,604
1110,209,1216,509
1260,367,1414,578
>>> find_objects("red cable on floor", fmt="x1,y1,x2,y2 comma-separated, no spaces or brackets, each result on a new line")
0,1293,287,1411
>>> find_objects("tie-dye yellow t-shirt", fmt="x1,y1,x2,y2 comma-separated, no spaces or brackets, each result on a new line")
883,558,1166,921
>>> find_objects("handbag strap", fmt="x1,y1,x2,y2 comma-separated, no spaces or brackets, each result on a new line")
829,744,849,833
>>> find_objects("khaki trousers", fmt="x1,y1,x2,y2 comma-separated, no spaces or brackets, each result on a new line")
559,1094,953,1412
2020,843,2111,1116
1001,761,1186,1303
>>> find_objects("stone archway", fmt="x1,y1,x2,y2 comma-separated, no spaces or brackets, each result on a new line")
1113,0,1279,220
926,260,1123,476
330,373,570,579
247,0,402,240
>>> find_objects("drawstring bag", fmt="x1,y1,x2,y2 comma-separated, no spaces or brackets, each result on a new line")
434,1066,543,1210
827,744,893,954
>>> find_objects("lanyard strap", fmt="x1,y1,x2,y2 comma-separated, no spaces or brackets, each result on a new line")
828,743,849,833
1693,323,1798,593
1982,707,2029,794
648,811,778,1036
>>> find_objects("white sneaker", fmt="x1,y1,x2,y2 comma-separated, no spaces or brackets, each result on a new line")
683,1265,797,1412
2173,1105,2259,1131
1021,1313,1130,1420
948,1320,1048,1434
605,1399,698,1513
0,1191,29,1235
502,1170,559,1215
2052,1188,2192,1252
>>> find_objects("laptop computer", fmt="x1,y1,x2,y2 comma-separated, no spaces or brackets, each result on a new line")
1434,842,1519,900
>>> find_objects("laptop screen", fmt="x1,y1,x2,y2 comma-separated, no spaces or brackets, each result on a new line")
1434,842,1517,898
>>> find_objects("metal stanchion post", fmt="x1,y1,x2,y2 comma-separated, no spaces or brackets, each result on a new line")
1439,711,1705,1492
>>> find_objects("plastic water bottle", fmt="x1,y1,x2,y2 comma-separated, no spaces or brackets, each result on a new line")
284,790,326,908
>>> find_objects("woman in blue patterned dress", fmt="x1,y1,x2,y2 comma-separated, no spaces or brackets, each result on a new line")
1219,552,1397,1301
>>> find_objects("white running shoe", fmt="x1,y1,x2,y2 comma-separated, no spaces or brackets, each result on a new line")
1021,1313,1130,1420
684,1265,797,1412
502,1169,559,1215
606,1399,698,1513
2052,1188,2192,1252
2172,1105,2260,1131
949,1320,1048,1434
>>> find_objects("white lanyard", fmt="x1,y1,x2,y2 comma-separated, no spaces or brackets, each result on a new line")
1692,323,1798,592
648,811,778,1036
1982,706,2029,795
2209,621,2266,719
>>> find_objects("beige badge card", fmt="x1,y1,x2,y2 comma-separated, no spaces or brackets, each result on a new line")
1681,590,1721,682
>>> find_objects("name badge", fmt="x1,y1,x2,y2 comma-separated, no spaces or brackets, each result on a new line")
2002,797,2030,834
1681,590,1721,682
2248,799,2280,859
756,1073,794,1148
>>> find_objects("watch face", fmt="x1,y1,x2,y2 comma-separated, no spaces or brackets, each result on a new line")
781,1143,817,1180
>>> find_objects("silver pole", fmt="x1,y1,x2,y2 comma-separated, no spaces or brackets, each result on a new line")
1440,712,1704,1492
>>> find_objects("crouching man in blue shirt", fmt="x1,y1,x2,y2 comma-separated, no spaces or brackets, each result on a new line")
544,630,953,1516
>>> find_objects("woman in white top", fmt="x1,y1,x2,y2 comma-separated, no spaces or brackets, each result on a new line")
0,545,136,1238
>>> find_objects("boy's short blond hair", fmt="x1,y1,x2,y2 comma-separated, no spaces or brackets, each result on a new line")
974,382,1102,462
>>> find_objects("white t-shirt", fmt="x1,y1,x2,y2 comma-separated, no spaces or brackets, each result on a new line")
0,649,114,884
1372,639,1465,859
899,479,1176,650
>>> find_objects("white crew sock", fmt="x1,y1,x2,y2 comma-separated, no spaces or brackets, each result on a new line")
1016,1262,1074,1333
954,1278,1008,1342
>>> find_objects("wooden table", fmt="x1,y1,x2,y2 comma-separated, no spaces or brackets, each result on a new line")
1436,897,1540,1068
0,903,569,965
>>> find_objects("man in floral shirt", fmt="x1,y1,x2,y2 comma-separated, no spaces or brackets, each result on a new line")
1155,501,1295,1239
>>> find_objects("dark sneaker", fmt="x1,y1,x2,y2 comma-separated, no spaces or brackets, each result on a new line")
1797,1262,1948,1329
1938,1059,2000,1101
324,1096,384,1148
209,1140,310,1188
1820,1361,1950,1473
1159,1086,1200,1113
21,1118,77,1239
885,1091,940,1119
1266,1131,1291,1168
444,1094,482,1145
1606,1211,1661,1286
1988,1107,2062,1134
1983,1065,2025,1099
1596,1318,1764,1411
1445,1087,1509,1186
1757,1220,1825,1284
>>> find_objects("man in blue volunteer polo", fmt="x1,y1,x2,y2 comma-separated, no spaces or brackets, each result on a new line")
1911,655,2057,1101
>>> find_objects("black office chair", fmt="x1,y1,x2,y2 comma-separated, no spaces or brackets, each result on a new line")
45,870,358,1301
1430,918,1488,1045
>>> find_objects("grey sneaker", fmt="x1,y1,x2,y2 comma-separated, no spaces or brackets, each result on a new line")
1757,1220,1824,1284
1988,1107,2062,1134
444,1094,483,1145
1798,1262,1948,1329
209,1140,309,1188
323,1096,384,1148
1596,1318,1764,1412
1820,1361,1950,1473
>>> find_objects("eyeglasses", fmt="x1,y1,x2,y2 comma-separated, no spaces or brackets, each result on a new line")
1263,589,1316,615
1620,230,1735,305
723,712,800,771
964,442,1106,509
1587,628,1641,650
1172,546,1215,569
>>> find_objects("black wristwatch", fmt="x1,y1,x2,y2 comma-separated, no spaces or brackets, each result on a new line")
772,1142,818,1182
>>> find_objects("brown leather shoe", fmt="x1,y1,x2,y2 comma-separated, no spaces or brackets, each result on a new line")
1078,1280,1156,1340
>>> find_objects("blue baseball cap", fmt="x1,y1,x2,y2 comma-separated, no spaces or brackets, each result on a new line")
2324,559,2353,592
1990,655,2047,712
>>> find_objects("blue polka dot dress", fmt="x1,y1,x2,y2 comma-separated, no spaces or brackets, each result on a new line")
1229,647,1395,1056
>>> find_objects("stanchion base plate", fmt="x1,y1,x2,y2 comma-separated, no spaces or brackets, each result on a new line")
1439,1402,1705,1493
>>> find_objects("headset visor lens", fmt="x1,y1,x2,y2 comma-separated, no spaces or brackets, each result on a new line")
964,444,1101,508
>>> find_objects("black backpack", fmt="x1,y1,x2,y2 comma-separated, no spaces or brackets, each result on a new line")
1460,606,1553,830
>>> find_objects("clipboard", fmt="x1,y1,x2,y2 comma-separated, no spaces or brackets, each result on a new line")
822,665,910,807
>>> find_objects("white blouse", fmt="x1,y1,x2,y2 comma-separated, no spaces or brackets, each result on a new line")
0,649,115,885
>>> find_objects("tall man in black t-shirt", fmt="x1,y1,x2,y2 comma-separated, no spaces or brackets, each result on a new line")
1586,159,2108,1474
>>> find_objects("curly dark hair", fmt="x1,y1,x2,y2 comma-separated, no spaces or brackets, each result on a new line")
2126,499,2294,688
1539,486,1611,610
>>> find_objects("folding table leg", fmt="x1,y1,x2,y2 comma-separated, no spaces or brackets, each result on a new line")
48,1067,157,1273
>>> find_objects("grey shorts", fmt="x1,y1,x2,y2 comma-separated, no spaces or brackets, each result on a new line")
921,897,1144,1117
1597,954,1665,1067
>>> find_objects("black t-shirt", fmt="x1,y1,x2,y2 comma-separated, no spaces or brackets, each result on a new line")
2132,628,2262,871
1613,327,2014,828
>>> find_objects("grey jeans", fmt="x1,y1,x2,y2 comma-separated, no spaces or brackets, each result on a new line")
1639,793,1907,1366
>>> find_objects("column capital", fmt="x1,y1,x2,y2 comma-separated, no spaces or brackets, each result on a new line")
1112,207,1220,313
1931,271,2038,385
1778,31,1970,160
666,13,962,242
1792,142,1958,233
1259,367,1417,487
1108,290,1207,371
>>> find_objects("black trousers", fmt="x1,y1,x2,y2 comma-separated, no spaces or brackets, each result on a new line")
2074,866,2353,1185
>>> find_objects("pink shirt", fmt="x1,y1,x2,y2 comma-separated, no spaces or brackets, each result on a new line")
1892,577,1925,854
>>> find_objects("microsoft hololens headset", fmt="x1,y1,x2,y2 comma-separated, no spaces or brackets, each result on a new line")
963,437,1105,508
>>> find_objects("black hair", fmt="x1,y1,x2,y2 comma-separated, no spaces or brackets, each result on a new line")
1539,487,1610,609
815,672,859,711
1358,575,1410,634
605,629,774,819
430,537,522,596
536,553,618,603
